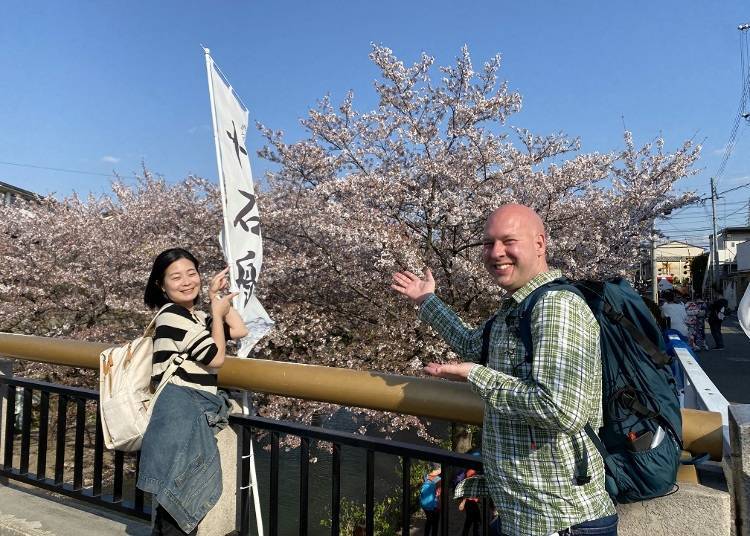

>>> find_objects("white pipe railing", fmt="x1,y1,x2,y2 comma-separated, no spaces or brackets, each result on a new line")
669,333,731,455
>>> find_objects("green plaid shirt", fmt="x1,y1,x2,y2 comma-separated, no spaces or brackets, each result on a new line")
419,270,615,536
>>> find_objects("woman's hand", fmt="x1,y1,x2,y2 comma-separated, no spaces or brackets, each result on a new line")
208,267,230,301
211,291,239,319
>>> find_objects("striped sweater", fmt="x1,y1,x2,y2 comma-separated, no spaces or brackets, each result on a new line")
152,303,230,394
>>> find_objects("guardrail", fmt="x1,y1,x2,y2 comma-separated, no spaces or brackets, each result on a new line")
233,414,489,536
0,332,733,535
0,375,148,520
668,333,731,455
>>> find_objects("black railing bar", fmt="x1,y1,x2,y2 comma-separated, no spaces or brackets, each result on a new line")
0,468,151,521
331,442,341,536
3,384,16,468
401,456,411,536
36,391,49,479
300,437,310,536
440,465,449,536
54,395,67,485
73,398,85,490
113,450,124,503
269,431,279,536
0,377,98,399
92,406,103,497
365,449,374,536
229,415,484,469
19,387,32,474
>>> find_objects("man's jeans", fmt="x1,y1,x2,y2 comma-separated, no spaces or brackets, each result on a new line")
492,514,618,536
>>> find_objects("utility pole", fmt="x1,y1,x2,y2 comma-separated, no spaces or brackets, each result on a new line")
710,177,720,297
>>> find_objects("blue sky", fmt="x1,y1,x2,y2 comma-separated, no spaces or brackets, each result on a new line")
1,1,749,246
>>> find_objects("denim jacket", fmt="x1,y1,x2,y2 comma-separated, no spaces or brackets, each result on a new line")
137,383,231,533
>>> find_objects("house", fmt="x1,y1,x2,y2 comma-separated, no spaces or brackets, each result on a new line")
705,227,750,308
654,240,706,285
723,239,750,309
0,180,37,206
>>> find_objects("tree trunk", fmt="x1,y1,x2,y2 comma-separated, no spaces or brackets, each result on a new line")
451,422,473,453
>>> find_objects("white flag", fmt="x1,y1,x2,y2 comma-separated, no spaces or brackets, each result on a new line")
739,285,750,340
205,50,274,356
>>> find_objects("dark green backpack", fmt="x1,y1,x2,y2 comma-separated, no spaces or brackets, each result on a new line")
480,277,682,504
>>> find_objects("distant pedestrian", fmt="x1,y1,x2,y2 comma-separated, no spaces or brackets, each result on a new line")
660,290,689,339
458,468,481,536
420,465,441,536
708,293,729,350
686,300,708,350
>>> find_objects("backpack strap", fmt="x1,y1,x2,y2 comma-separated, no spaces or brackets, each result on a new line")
150,353,185,409
583,423,618,482
146,323,208,417
602,302,671,368
144,303,173,338
479,315,498,366
513,278,593,486
515,279,578,363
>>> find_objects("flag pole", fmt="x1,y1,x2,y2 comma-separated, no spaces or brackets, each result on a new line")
203,46,238,295
203,46,264,536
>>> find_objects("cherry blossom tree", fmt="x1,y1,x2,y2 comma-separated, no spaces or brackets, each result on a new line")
254,45,700,379
0,171,224,384
0,45,700,438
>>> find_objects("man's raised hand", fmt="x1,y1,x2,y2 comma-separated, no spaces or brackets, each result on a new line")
391,268,435,305
423,362,474,382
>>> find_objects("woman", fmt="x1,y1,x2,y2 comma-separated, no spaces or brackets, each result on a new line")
686,300,708,351
136,248,248,535
660,290,689,340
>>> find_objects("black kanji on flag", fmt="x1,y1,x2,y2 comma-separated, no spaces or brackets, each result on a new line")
226,121,247,167
233,190,261,235
235,250,258,307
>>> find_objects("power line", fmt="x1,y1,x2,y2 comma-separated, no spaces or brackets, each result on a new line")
0,160,117,178
714,25,750,188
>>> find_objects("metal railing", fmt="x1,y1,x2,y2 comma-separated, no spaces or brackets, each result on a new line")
234,414,489,536
0,375,149,521
0,371,491,535
0,332,730,535
669,333,731,455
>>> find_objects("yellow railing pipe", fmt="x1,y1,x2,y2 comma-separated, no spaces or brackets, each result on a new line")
0,332,725,459
0,333,484,425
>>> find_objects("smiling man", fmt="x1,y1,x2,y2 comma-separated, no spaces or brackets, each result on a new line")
391,204,617,536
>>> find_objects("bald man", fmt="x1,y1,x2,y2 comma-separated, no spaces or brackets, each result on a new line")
392,205,617,536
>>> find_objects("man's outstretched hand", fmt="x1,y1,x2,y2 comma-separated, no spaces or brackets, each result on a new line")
423,362,475,381
391,268,435,305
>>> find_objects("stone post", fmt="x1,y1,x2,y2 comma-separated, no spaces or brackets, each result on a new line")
197,419,240,536
729,404,750,536
149,401,241,535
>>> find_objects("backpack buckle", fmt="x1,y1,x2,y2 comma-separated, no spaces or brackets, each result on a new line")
603,302,624,323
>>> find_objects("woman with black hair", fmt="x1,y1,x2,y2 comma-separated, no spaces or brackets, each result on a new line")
136,248,248,535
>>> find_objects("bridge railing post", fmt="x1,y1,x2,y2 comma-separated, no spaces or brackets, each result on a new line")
729,404,750,536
